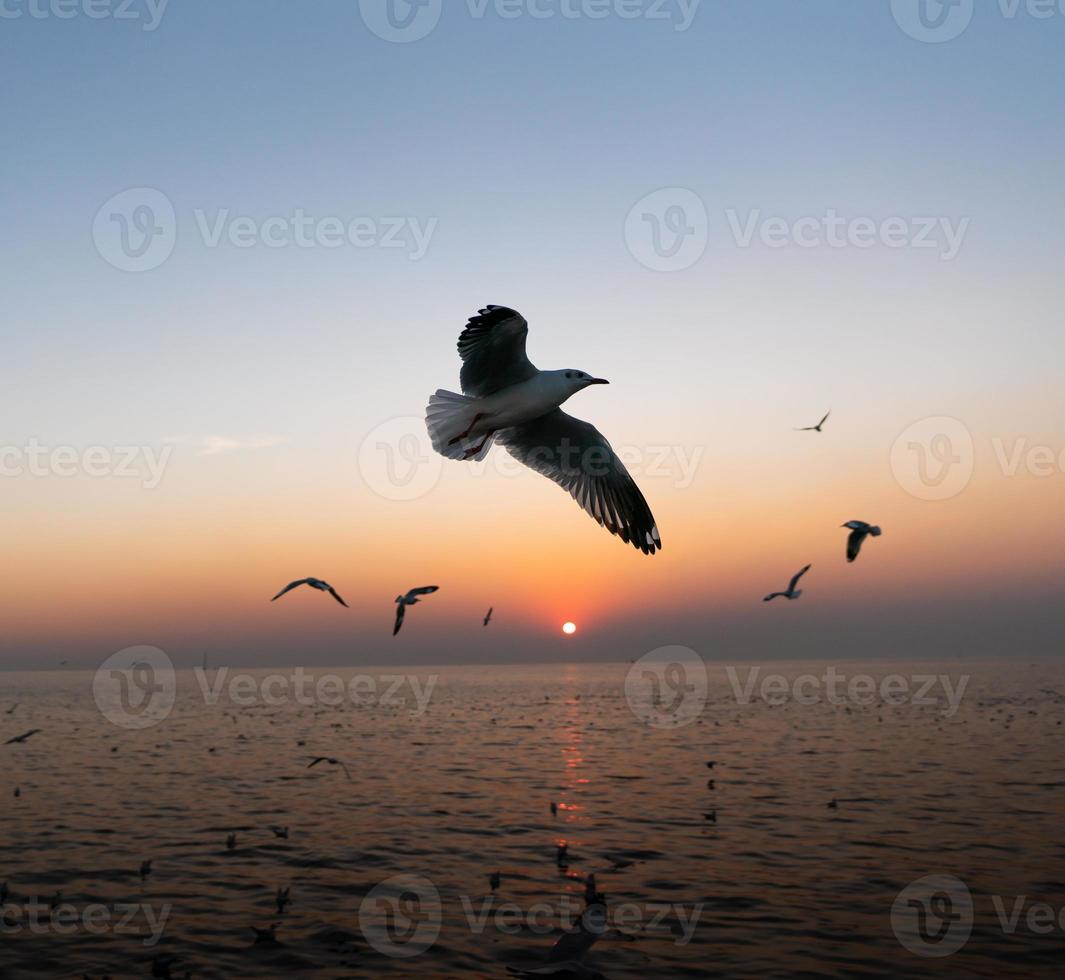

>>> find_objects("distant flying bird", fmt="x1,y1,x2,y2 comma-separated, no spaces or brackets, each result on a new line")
483,607,493,627
252,924,278,945
4,704,17,715
795,410,831,432
842,521,882,562
307,756,352,780
489,871,501,892
275,887,290,914
393,586,439,636
425,306,661,555
271,578,348,608
270,826,289,840
5,729,40,745
226,833,237,851
140,860,152,880
763,564,812,602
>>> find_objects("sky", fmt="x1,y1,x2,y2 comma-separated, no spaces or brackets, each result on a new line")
1,0,1064,668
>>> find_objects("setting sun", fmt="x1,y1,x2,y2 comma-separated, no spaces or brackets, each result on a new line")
562,622,577,635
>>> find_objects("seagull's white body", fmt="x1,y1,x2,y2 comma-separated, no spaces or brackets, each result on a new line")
426,307,661,555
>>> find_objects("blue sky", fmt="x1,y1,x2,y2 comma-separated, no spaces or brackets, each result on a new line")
2,1,1064,664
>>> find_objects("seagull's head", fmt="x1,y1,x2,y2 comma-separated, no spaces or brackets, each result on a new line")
560,369,609,394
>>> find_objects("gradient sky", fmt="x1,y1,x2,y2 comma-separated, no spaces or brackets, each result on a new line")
2,1,1064,667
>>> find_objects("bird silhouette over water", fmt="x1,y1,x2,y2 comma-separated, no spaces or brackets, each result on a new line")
842,521,882,562
490,871,501,892
763,564,812,602
393,587,439,636
275,887,290,914
795,410,831,432
270,826,289,840
307,756,352,779
426,306,661,555
5,729,41,745
271,578,348,607
139,860,152,880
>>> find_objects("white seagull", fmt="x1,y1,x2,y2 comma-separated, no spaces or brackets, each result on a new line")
842,521,882,563
271,578,348,608
795,410,831,432
763,564,812,602
425,306,661,555
394,586,439,636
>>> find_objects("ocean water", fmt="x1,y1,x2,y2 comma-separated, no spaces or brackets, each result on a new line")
1,659,1064,978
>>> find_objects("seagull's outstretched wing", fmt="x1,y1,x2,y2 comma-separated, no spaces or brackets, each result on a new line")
458,306,538,397
846,530,866,562
763,592,785,602
272,580,309,601
307,757,326,769
788,564,812,592
818,411,831,429
393,603,406,636
498,410,661,555
407,586,439,598
326,586,349,608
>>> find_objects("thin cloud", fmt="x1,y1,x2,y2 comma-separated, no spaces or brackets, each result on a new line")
165,435,288,456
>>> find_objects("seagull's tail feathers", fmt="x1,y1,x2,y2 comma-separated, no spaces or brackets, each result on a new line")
426,389,493,461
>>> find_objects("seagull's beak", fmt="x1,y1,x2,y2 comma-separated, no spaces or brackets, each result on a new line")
588,378,610,386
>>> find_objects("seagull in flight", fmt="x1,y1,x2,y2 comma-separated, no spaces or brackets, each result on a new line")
271,578,348,608
425,306,661,555
842,521,882,562
5,729,41,745
483,607,493,627
307,756,352,779
393,586,439,636
763,564,812,602
795,410,831,432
